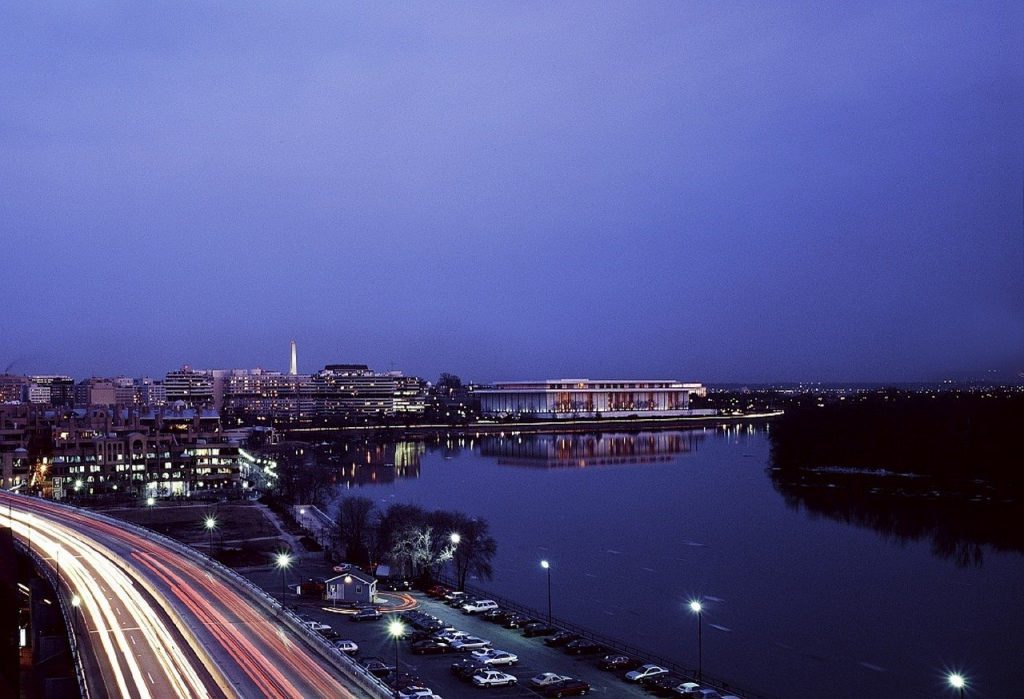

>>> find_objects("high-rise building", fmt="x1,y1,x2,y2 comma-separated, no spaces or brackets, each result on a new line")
164,366,214,407
309,365,427,417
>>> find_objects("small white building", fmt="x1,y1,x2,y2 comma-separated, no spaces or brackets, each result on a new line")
325,569,377,604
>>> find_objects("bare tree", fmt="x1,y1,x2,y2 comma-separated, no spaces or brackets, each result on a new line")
336,495,376,567
452,518,497,590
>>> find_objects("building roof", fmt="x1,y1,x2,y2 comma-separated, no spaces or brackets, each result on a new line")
325,569,376,585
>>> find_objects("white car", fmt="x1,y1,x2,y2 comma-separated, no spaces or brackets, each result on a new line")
462,599,499,614
435,630,469,643
333,639,358,654
625,664,668,682
450,636,491,650
530,672,571,687
471,649,518,666
397,687,441,699
303,620,331,632
471,669,517,687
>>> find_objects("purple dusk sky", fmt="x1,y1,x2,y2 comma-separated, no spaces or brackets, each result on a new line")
2,3,1022,384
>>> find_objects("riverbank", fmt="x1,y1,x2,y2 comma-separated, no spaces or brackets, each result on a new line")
283,410,784,440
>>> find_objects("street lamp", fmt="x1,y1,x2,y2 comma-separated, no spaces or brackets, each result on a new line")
689,600,703,679
540,560,552,625
275,552,293,606
146,496,155,527
948,673,967,699
204,516,217,555
448,533,460,587
387,618,406,697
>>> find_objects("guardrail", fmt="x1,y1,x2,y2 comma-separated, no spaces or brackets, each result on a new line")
16,540,91,699
434,574,776,699
5,493,393,699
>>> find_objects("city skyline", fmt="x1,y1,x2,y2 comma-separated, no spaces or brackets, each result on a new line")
3,3,1022,384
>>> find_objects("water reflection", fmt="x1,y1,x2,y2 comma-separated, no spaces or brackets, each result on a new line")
318,440,424,486
768,466,1024,567
480,430,703,468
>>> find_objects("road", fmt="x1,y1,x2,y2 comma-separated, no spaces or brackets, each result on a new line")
1,493,379,699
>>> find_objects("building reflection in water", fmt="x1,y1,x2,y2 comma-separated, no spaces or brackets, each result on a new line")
480,430,703,468
319,440,424,486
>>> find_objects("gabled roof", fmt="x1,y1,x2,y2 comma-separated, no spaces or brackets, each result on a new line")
325,569,375,585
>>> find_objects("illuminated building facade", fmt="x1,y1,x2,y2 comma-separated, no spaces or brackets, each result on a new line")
309,365,427,417
476,379,708,419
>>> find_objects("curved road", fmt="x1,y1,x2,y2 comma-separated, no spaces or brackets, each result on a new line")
2,493,376,699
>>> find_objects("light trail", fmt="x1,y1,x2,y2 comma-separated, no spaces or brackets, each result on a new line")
2,493,368,699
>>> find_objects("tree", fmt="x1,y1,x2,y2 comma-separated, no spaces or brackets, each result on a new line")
336,495,376,567
452,518,497,590
437,373,463,393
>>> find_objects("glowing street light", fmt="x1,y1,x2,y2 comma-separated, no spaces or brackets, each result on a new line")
387,618,406,697
70,595,81,607
450,533,461,545
948,673,967,699
204,516,217,555
275,552,293,606
689,599,703,679
540,560,552,625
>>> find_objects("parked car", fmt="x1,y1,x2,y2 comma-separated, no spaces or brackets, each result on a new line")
471,649,518,666
644,672,686,695
462,599,499,614
350,607,382,622
333,639,359,654
358,657,393,678
541,678,591,697
411,639,454,655
670,681,702,696
397,687,441,699
302,620,331,632
471,669,517,688
501,613,534,629
450,658,488,682
598,654,642,671
564,639,606,655
443,590,468,605
319,629,342,642
450,636,491,651
434,630,470,643
480,608,508,623
544,632,582,647
625,664,669,683
426,584,451,598
522,622,557,637
530,673,572,688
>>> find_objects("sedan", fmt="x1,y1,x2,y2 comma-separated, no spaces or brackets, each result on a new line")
544,632,582,647
564,639,606,655
471,669,517,688
541,678,591,697
350,608,381,622
359,657,393,678
302,620,331,632
333,639,359,654
598,654,642,671
522,622,557,637
501,613,534,629
450,636,491,651
625,664,669,682
411,639,454,655
530,673,572,688
471,649,518,666
450,658,488,682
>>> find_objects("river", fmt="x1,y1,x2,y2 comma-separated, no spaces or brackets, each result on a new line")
325,424,1023,697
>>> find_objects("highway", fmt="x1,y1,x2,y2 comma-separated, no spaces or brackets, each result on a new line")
2,492,379,699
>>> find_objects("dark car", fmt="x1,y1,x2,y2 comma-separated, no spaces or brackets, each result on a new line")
522,622,557,637
502,613,534,629
359,657,393,678
598,654,643,671
480,608,507,622
410,639,454,655
645,673,686,696
426,584,451,598
544,631,582,647
350,607,382,622
564,639,606,655
450,658,488,682
541,678,592,697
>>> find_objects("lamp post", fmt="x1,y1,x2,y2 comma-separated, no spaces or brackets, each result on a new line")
948,673,967,699
540,560,552,626
146,496,155,527
387,619,406,698
275,552,292,607
449,532,460,587
204,516,217,556
689,600,703,679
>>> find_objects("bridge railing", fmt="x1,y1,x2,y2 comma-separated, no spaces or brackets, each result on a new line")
17,541,91,699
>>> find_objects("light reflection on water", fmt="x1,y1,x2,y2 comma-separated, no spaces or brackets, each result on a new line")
325,426,1023,697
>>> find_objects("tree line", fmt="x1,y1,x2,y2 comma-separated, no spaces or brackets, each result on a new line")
335,496,497,590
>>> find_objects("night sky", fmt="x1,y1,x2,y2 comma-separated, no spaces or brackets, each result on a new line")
3,3,1022,383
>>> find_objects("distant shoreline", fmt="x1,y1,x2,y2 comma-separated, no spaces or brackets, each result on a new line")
283,410,784,440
